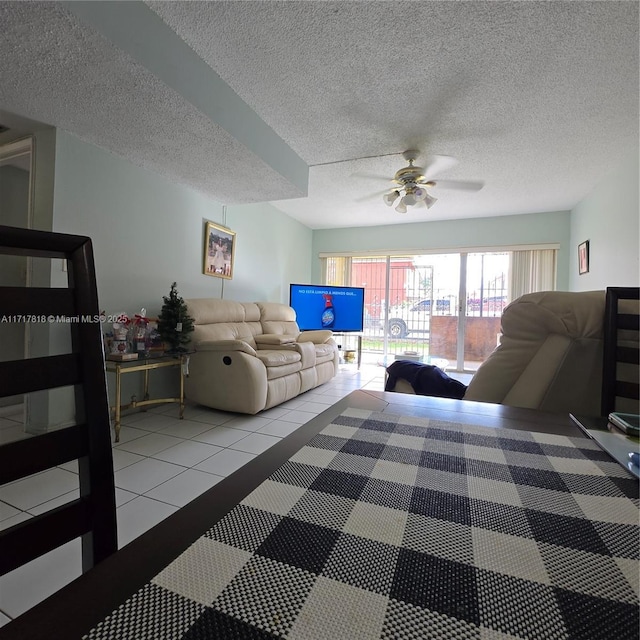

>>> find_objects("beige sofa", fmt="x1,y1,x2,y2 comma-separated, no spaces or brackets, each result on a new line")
183,299,339,414
390,290,608,416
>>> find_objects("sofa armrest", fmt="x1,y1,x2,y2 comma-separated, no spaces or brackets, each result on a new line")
297,330,333,344
195,339,257,357
255,333,297,347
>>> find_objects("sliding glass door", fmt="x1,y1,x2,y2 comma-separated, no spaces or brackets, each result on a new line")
324,248,554,371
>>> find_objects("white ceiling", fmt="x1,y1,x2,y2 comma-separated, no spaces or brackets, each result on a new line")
0,1,637,229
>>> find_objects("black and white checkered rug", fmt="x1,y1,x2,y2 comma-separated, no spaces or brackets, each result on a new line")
86,409,639,640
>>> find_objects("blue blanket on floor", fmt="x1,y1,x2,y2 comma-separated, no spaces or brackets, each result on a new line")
385,360,468,399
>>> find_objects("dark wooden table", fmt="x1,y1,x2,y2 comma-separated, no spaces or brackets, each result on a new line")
0,391,586,640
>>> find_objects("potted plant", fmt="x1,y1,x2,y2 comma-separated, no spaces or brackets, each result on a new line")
157,282,194,353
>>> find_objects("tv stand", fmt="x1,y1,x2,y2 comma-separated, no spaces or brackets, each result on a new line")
333,332,362,369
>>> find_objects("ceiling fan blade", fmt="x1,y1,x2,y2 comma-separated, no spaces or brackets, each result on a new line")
431,179,484,192
422,154,458,179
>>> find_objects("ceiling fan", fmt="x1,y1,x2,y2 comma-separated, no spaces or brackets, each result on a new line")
357,150,484,213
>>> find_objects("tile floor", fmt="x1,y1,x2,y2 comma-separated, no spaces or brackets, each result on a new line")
0,363,388,625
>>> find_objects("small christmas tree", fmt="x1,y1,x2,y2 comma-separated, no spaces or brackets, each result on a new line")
157,282,194,353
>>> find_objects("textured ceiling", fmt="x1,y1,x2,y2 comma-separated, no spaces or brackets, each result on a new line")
0,1,638,229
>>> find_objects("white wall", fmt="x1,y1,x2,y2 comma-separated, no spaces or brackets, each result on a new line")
226,201,313,302
569,150,639,291
51,132,312,317
48,131,312,421
311,211,572,289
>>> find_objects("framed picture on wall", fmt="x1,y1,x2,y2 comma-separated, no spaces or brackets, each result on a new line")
578,240,589,275
203,221,236,279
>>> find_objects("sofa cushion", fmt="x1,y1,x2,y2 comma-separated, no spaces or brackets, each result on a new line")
186,298,260,348
294,341,316,369
257,302,300,336
314,343,336,364
195,339,257,357
255,334,297,346
255,349,303,380
255,349,301,368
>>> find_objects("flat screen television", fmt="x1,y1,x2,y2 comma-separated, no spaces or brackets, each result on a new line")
289,284,365,332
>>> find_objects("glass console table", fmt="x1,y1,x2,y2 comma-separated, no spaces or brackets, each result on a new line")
105,352,191,442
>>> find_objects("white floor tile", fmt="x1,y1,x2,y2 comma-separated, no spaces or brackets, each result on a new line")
230,432,281,455
0,468,78,511
150,404,209,420
156,419,215,439
116,496,178,547
115,487,138,507
278,410,317,426
256,406,290,419
58,459,79,474
189,408,235,425
111,448,145,471
122,413,185,432
0,610,11,628
144,469,224,507
120,411,149,425
192,426,252,447
258,421,301,437
318,389,350,399
28,490,79,516
114,458,185,494
294,401,328,414
112,425,151,445
0,500,22,523
223,415,273,432
278,397,307,410
295,394,336,406
194,449,256,476
151,440,222,467
0,539,82,619
115,432,184,457
0,510,31,532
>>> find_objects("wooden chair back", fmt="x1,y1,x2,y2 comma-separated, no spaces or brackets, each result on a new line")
601,286,640,416
0,225,117,577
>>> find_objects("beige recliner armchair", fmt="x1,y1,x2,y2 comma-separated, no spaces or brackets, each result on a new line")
184,299,338,414
390,290,607,416
463,290,605,415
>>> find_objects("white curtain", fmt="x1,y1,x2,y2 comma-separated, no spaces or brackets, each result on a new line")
509,249,557,300
321,256,351,286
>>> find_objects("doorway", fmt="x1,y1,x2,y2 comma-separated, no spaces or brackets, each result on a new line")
325,251,513,372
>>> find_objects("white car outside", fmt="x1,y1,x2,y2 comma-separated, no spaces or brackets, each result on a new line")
382,299,454,338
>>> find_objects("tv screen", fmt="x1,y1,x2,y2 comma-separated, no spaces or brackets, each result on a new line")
290,284,365,332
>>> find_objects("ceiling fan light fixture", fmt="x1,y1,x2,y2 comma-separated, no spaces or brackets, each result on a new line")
402,192,417,206
395,200,408,213
414,187,427,201
382,190,400,206
424,193,438,209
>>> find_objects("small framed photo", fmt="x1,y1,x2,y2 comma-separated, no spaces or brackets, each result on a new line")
203,220,236,279
578,240,589,275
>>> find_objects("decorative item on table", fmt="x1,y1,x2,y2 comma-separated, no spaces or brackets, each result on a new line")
130,309,150,357
146,319,165,353
157,282,194,354
106,352,139,361
109,312,131,355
